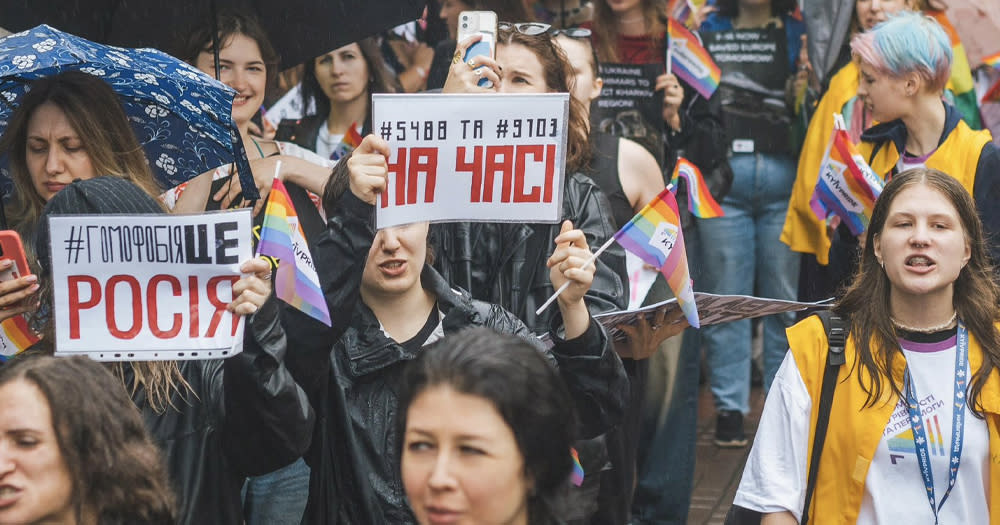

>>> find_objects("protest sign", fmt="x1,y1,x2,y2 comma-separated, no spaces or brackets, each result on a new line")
49,210,253,361
372,93,568,229
593,293,830,343
591,63,664,162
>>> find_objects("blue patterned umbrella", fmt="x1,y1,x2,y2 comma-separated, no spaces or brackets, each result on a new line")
0,24,257,200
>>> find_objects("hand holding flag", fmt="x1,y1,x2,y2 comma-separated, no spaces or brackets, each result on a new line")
667,19,720,100
809,114,883,236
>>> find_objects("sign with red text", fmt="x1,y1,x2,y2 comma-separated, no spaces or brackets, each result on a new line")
48,211,253,361
372,93,569,229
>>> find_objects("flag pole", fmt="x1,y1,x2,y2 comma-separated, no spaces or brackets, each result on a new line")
535,235,618,315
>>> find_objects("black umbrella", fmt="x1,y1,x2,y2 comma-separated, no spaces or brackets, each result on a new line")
1,0,427,69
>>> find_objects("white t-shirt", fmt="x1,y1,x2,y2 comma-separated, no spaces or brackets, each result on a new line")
734,333,990,523
315,123,344,162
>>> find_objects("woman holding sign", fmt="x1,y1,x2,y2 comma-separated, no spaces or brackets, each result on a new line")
734,168,1000,524
282,133,627,523
697,0,805,447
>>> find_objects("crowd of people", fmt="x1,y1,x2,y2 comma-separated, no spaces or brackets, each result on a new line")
1,0,999,524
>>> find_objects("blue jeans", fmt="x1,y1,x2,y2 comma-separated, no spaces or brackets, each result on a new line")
242,458,310,525
698,152,799,413
631,222,701,525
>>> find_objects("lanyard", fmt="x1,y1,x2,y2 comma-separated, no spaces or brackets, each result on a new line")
903,321,968,525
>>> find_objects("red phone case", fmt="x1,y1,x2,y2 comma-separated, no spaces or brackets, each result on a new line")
0,230,31,282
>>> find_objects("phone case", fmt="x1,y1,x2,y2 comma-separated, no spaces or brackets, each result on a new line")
0,230,31,282
458,11,497,87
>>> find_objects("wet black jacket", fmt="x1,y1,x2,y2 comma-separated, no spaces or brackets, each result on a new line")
428,172,629,334
127,295,314,525
285,190,629,524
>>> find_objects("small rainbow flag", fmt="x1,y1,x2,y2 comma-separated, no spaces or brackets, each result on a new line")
613,187,700,328
330,121,363,161
0,315,41,360
570,447,584,486
809,115,884,236
669,157,724,218
667,18,720,100
257,178,331,326
984,51,1000,70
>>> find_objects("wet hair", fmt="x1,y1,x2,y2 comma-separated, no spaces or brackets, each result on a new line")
176,9,279,89
715,0,798,18
591,0,666,63
0,71,161,245
850,10,952,93
301,38,398,128
398,327,577,524
0,353,175,524
497,26,591,173
837,168,1000,415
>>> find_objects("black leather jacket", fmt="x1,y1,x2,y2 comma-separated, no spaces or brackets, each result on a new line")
127,295,314,525
429,172,629,333
285,191,629,524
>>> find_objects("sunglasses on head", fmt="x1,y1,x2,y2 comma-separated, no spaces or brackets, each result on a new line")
498,22,593,39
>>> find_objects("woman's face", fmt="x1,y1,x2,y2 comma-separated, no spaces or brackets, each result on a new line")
26,102,97,202
195,33,267,128
0,380,75,525
496,43,550,94
855,0,912,31
555,36,603,105
361,221,430,298
313,43,371,107
873,183,970,307
856,61,910,122
402,385,530,525
440,0,473,40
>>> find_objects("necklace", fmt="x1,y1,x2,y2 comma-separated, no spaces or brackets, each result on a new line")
890,311,958,333
249,137,266,159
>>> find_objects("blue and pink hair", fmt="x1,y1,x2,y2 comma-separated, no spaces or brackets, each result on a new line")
850,10,952,93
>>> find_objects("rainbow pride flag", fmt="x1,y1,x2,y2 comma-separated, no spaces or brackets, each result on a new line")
257,178,331,326
613,187,699,328
667,18,720,100
570,447,584,486
809,115,884,236
984,52,1000,70
0,315,41,360
330,121,363,161
669,157,724,218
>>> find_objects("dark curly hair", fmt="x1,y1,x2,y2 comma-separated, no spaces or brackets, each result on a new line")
0,354,176,524
397,327,577,524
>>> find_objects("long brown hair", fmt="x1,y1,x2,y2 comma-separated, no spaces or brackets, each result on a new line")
836,168,1000,414
591,0,667,63
497,26,591,174
0,72,161,244
0,354,176,524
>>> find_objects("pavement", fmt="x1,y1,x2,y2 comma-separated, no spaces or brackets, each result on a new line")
685,384,766,525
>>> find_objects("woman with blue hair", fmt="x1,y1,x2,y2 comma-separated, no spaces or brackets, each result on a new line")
830,11,1000,277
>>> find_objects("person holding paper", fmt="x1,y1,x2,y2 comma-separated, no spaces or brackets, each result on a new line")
282,134,627,524
735,168,1000,524
27,176,315,525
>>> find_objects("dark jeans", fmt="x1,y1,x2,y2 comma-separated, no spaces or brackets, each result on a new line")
242,457,310,525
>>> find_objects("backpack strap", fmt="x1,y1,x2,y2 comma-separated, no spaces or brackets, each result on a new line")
800,310,846,525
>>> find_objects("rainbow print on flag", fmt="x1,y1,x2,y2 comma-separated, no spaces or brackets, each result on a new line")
669,157,724,218
330,121,363,161
257,178,332,326
667,18,720,100
0,315,41,361
809,115,884,236
570,447,584,486
984,51,1000,71
613,187,700,328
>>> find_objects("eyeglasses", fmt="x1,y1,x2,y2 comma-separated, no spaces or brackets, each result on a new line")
552,27,592,39
498,22,553,36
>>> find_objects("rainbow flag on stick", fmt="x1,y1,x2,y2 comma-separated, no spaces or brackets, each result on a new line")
667,18,720,100
570,447,585,486
669,157,724,218
330,121,363,161
809,114,884,236
613,187,700,328
257,177,332,326
0,315,41,361
984,51,1000,71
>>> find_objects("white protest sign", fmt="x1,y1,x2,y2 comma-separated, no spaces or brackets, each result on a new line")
49,210,253,361
372,93,569,229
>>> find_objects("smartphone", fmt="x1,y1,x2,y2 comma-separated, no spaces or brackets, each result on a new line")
457,10,497,87
0,231,30,284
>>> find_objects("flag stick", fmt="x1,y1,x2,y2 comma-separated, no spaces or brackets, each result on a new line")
666,42,673,74
535,235,618,316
